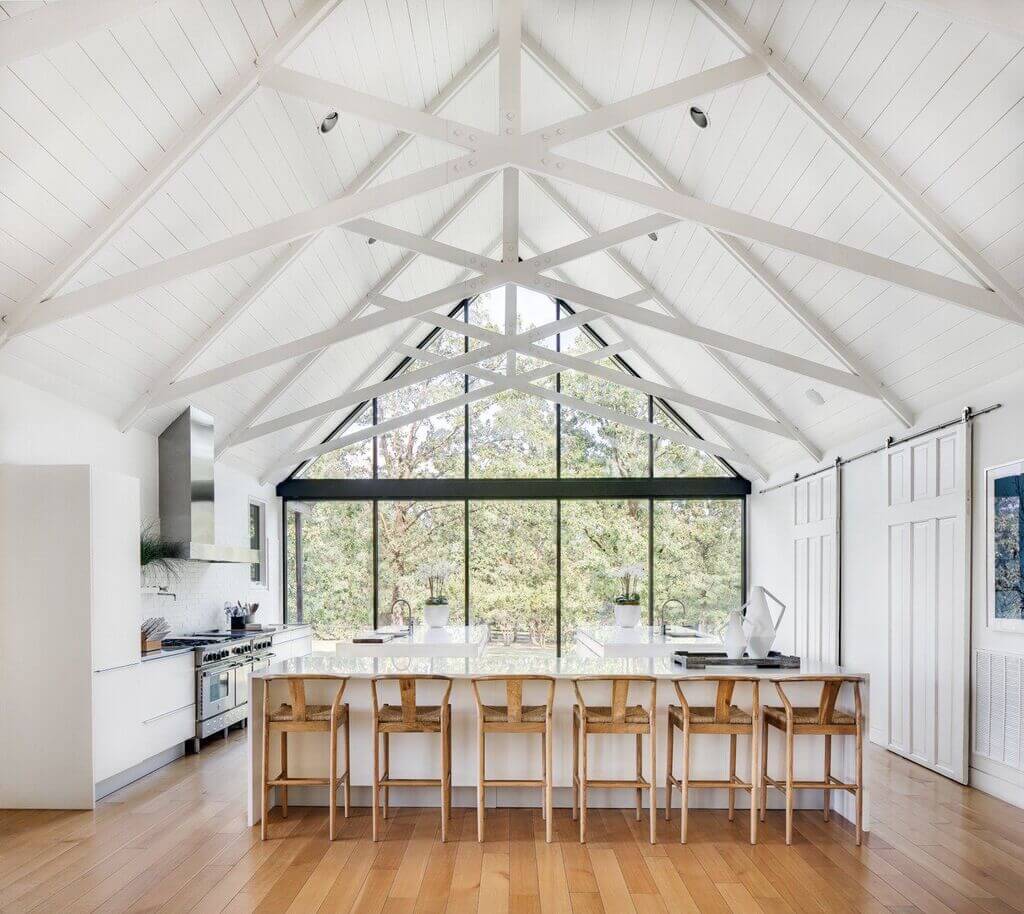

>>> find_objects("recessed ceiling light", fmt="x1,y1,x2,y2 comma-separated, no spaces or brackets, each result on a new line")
805,388,825,406
320,111,339,133
367,237,377,245
647,232,659,242
689,106,708,129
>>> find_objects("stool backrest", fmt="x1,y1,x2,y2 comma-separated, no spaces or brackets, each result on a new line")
770,675,864,725
672,676,760,724
370,674,453,726
469,675,556,722
262,674,348,722
571,675,657,723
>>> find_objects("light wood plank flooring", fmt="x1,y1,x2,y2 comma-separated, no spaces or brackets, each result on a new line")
1,731,1022,913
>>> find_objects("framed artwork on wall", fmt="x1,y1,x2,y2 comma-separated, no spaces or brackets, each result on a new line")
988,459,1024,632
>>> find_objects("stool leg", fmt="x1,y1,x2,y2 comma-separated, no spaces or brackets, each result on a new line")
649,720,657,845
540,732,546,821
635,733,643,822
784,723,794,846
372,725,381,843
343,709,351,818
544,721,553,844
855,722,864,847
749,714,759,845
280,732,288,819
329,718,338,841
261,721,270,841
382,733,390,820
728,734,737,822
680,723,690,844
477,726,485,843
664,718,674,822
823,734,832,822
440,711,451,843
579,726,588,844
760,715,769,823
571,711,579,822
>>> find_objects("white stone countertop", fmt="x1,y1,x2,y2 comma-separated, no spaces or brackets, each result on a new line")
575,625,724,658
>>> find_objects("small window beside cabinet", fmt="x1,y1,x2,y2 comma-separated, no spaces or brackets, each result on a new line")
249,500,267,587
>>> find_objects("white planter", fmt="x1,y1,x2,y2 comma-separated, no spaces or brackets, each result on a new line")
613,603,642,628
423,603,451,628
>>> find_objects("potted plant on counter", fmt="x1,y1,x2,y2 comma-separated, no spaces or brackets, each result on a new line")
418,561,454,628
608,564,645,627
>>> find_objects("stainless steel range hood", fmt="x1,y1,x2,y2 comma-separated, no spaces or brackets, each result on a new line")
158,407,260,564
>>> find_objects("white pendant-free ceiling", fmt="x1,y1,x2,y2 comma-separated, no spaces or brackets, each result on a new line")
1,0,1022,481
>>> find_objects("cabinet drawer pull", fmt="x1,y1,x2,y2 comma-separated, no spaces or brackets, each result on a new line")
143,704,193,724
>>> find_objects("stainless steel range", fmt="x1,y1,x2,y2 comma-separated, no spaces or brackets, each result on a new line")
161,632,274,752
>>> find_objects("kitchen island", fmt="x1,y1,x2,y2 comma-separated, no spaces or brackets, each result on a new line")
247,648,868,830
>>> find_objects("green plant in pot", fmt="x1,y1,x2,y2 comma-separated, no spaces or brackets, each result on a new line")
608,564,645,628
418,560,454,628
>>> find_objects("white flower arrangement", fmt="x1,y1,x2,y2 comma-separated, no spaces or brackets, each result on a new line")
417,560,455,605
608,564,645,605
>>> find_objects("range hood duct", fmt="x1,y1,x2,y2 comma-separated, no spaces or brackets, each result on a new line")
158,406,260,564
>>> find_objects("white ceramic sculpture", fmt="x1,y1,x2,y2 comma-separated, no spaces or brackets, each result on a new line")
722,610,747,659
743,585,786,659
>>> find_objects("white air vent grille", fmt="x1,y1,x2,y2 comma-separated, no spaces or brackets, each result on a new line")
975,649,1024,770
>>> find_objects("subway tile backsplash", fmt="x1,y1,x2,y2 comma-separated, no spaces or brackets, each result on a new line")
141,560,271,634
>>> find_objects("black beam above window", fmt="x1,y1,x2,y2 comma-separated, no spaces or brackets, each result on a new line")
277,475,750,501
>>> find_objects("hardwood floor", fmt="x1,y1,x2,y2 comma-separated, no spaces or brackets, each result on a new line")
1,732,1022,913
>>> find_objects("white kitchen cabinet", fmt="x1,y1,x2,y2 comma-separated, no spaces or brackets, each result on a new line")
140,653,195,760
92,664,143,784
272,626,313,662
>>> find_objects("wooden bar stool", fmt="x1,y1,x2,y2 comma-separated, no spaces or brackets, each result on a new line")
571,675,657,844
665,676,760,844
761,675,865,845
260,674,350,841
470,675,555,843
370,674,453,842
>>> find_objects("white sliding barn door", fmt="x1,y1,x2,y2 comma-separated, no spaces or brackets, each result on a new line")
792,470,840,664
886,425,971,783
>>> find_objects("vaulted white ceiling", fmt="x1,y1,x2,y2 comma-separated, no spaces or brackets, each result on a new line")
1,0,1022,482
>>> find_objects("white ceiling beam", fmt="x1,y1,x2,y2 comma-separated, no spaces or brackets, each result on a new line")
342,218,497,271
0,0,165,69
263,66,489,149
690,0,1024,324
523,33,899,438
521,214,678,271
229,308,600,446
215,39,499,454
539,55,765,148
498,0,523,131
426,310,793,439
19,151,505,334
523,154,1018,324
527,274,875,397
406,343,752,467
0,0,344,345
152,274,493,406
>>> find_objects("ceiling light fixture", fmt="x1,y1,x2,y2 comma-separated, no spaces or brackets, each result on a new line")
689,106,708,129
367,237,377,245
805,388,825,406
647,232,659,242
320,111,338,133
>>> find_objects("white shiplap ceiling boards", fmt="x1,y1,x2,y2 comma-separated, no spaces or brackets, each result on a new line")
1,0,1022,483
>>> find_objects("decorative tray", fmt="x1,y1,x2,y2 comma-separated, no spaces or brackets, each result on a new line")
672,651,801,669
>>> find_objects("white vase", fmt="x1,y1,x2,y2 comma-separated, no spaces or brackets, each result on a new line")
614,603,642,628
423,603,450,628
743,586,785,659
722,610,747,659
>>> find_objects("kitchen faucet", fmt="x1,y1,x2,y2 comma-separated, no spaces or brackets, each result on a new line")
390,598,413,634
658,598,685,637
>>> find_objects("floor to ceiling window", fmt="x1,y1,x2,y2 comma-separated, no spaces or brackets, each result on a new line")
282,287,748,653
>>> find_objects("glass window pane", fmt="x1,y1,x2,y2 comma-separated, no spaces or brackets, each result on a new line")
378,501,465,626
469,500,556,655
560,499,649,643
654,499,742,634
299,405,374,479
287,502,373,647
653,403,730,477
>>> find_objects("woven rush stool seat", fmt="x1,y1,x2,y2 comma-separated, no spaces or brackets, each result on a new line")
270,703,346,723
762,706,855,727
670,704,752,726
377,704,443,725
578,705,650,725
471,676,556,843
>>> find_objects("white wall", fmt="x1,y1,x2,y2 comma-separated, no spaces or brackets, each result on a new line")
0,374,282,632
750,364,1024,805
